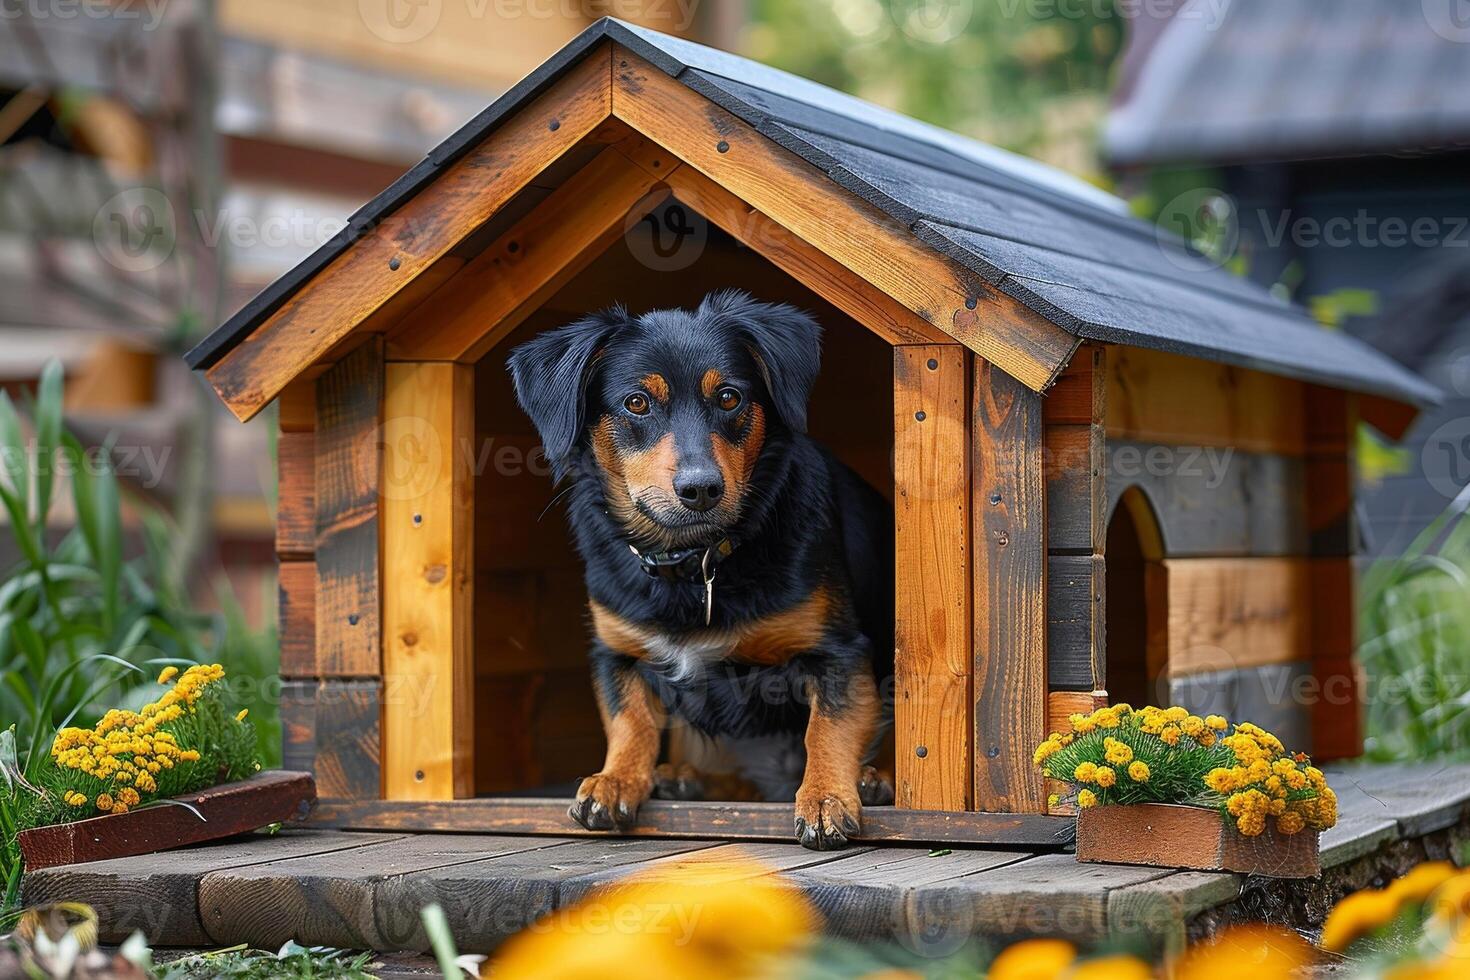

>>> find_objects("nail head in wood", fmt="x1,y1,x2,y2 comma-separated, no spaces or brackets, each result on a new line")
388,256,401,271
927,358,938,370
716,140,730,153
965,297,977,310
915,745,928,758
347,613,360,626
915,410,926,422
548,119,560,131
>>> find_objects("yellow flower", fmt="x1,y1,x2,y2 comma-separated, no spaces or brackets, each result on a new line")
1386,862,1460,906
1174,924,1310,979
1181,716,1205,738
1205,714,1229,731
1321,887,1403,952
1428,870,1470,923
95,793,114,810
1163,706,1188,722
1127,761,1150,783
1070,713,1097,735
1277,812,1304,835
1094,767,1116,788
1033,736,1063,765
1077,789,1098,808
118,787,141,807
236,708,249,722
1102,739,1132,765
1074,762,1098,783
988,939,1075,980
1159,726,1181,746
1068,954,1153,980
157,666,179,684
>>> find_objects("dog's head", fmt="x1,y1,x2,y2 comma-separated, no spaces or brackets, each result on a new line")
508,290,821,548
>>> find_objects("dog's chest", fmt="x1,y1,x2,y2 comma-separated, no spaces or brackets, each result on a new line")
643,630,738,680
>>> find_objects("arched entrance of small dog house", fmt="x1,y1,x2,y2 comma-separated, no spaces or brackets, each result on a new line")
1105,486,1166,708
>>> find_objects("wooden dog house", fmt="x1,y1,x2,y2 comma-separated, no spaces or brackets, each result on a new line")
187,20,1436,843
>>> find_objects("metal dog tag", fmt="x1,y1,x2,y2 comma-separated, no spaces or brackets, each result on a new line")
703,570,716,626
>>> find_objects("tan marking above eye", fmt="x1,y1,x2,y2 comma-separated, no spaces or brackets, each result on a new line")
640,374,670,403
701,368,724,399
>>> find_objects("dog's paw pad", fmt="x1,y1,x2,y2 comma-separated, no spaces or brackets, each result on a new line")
651,762,704,801
569,774,643,831
794,796,860,850
857,765,895,807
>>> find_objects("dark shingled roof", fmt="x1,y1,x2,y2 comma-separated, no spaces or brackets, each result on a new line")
1106,0,1470,166
186,17,1439,408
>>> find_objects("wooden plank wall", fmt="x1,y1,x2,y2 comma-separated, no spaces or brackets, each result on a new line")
973,360,1047,814
1102,347,1358,755
278,339,386,801
893,345,972,811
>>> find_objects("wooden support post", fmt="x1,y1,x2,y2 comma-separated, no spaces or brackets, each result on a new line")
1304,386,1362,760
973,360,1048,813
382,362,475,800
893,345,972,811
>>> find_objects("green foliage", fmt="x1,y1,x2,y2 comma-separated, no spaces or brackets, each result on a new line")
746,0,1122,172
1037,710,1230,808
1360,489,1470,762
154,943,376,979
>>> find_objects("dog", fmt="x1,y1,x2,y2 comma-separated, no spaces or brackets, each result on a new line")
508,290,893,849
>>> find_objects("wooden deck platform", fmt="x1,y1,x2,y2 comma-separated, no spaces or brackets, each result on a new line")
23,763,1470,956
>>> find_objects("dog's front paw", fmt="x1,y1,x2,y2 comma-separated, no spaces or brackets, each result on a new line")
569,773,648,831
857,765,895,807
794,790,861,850
651,762,704,801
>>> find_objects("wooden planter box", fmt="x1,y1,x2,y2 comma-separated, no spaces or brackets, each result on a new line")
17,770,316,871
1076,803,1320,878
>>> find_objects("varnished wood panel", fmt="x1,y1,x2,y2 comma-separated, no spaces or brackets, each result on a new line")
275,430,316,559
382,362,475,800
1105,346,1305,455
387,146,669,362
278,379,317,433
205,47,614,421
278,559,317,679
281,680,382,800
973,361,1048,813
611,46,1077,392
1160,558,1311,678
892,345,971,812
314,339,384,678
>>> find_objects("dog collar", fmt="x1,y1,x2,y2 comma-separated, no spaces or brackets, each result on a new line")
627,536,737,626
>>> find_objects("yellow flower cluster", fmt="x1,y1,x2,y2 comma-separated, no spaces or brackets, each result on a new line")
1322,861,1470,962
1205,737,1335,836
49,664,224,815
1135,704,1223,748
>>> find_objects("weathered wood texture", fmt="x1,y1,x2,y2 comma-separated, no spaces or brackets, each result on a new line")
18,771,316,871
382,362,475,800
314,339,384,678
277,559,317,678
275,430,316,559
387,145,669,362
282,680,382,800
893,345,972,812
1158,558,1311,678
204,47,615,421
1076,803,1319,878
1304,386,1362,760
611,46,1077,392
1104,346,1305,455
972,361,1047,813
1045,344,1106,552
25,762,1470,951
308,798,1075,847
1047,555,1104,692
1104,441,1307,557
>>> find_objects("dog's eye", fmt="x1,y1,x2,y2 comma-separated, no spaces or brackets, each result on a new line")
623,392,651,416
717,387,742,411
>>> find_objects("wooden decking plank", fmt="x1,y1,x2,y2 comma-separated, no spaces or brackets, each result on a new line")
1107,871,1242,955
1320,775,1401,868
1328,762,1470,838
22,830,402,946
198,834,574,950
783,847,1035,941
376,837,725,950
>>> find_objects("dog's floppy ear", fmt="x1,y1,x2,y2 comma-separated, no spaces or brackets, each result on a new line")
507,307,628,473
701,289,822,433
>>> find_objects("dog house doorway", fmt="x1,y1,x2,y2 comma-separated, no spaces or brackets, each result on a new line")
469,198,897,799
1105,487,1166,708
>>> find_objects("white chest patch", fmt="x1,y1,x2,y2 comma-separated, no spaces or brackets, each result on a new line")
643,630,735,682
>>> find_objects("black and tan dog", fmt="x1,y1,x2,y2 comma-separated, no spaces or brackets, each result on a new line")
508,290,893,849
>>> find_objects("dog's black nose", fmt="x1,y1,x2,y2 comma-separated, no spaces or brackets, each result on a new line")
674,467,724,512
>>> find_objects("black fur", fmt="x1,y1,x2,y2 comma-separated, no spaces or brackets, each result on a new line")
508,290,893,782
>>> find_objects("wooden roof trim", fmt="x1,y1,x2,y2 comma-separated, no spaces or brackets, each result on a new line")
203,44,615,422
385,142,673,362
609,46,1079,393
